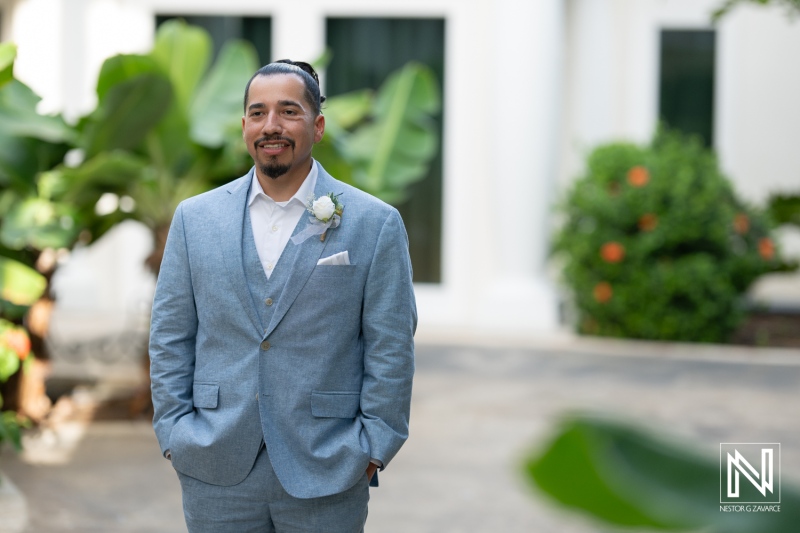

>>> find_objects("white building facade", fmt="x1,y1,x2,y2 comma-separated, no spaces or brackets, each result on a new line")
1,0,799,342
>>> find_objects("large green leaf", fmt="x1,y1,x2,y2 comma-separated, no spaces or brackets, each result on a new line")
0,80,76,144
526,413,800,532
312,134,354,186
0,43,16,88
190,40,259,148
83,73,173,157
60,151,147,197
0,197,78,250
312,89,373,189
56,152,148,242
151,20,211,115
339,62,440,201
324,89,373,130
0,256,46,306
96,54,162,101
0,135,70,192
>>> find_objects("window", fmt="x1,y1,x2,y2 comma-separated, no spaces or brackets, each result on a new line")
659,30,716,147
326,18,445,283
156,15,271,65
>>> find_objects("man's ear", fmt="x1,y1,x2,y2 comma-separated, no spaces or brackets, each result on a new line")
241,116,246,138
314,114,325,143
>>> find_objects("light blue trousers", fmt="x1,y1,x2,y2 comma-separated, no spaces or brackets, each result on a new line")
176,444,370,532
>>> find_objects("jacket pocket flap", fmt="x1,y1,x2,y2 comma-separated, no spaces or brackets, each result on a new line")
311,391,360,418
193,383,219,409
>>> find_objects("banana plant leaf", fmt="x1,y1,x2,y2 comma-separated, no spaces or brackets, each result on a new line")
0,136,70,193
56,151,148,241
0,256,46,306
525,413,800,533
0,197,78,250
338,62,440,202
82,73,173,158
312,89,374,188
96,54,163,101
0,43,17,88
190,40,259,148
64,20,256,248
313,135,354,186
324,89,373,131
151,20,211,115
0,80,76,144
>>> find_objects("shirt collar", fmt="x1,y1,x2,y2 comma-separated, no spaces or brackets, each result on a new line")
248,160,319,207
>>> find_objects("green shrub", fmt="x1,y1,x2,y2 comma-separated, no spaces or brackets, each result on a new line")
553,131,787,343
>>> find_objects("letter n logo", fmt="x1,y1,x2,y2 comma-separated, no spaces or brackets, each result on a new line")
720,443,780,504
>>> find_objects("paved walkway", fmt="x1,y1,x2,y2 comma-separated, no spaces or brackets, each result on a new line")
2,338,799,532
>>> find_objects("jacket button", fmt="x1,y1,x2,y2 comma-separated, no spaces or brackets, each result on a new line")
265,298,273,306
260,340,271,351
255,393,259,401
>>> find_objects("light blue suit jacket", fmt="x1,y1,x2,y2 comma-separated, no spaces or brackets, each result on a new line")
149,164,416,499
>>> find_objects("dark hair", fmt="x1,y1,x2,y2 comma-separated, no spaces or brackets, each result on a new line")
243,60,326,115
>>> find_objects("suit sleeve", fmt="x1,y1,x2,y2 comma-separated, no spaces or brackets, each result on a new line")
359,208,417,468
149,203,198,457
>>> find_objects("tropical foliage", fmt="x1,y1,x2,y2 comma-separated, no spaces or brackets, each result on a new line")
0,42,75,319
526,412,800,532
552,130,792,343
0,21,441,426
0,319,32,450
318,61,441,205
59,20,260,274
59,20,440,274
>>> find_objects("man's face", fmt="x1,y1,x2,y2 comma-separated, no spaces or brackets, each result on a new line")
242,74,324,182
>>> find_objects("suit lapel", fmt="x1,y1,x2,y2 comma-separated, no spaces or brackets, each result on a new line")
219,169,262,334
265,167,338,336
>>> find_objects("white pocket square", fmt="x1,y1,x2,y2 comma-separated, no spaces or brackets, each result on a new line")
317,251,350,266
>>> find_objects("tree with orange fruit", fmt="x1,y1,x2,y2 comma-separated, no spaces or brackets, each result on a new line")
553,130,794,342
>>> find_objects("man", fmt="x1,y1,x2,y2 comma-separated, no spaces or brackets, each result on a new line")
149,60,416,532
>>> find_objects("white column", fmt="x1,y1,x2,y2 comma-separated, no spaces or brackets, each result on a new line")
8,0,64,113
478,0,564,333
271,5,326,66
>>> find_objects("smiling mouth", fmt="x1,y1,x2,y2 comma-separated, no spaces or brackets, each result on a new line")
255,136,295,154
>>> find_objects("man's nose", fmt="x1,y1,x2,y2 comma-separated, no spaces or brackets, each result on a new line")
262,111,282,134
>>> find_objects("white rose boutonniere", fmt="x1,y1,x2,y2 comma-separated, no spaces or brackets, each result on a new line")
290,193,344,244
311,195,337,222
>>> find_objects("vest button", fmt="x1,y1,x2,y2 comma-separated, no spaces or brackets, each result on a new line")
260,340,271,351
265,298,273,306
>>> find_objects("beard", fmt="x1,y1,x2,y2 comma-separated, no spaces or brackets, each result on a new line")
255,135,295,179
261,159,292,179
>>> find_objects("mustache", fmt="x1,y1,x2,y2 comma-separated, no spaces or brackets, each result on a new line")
255,135,295,150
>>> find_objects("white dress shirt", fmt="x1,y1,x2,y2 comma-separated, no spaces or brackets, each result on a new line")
248,162,318,279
